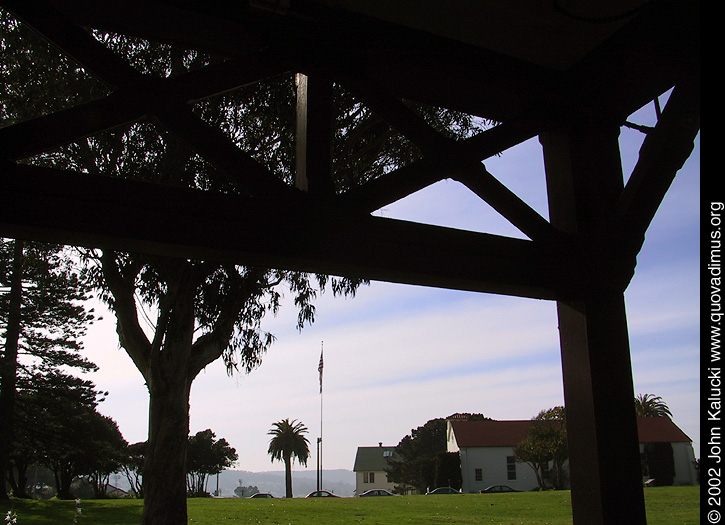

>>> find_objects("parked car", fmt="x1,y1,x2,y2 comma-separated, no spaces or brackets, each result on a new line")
249,492,274,498
426,487,460,495
305,490,341,498
480,485,519,493
358,489,396,497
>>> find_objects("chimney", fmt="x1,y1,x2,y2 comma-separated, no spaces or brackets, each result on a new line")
379,442,383,447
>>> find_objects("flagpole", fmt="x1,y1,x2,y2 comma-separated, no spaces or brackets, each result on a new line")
317,342,324,492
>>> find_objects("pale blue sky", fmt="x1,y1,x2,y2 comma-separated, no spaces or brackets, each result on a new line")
84,97,700,476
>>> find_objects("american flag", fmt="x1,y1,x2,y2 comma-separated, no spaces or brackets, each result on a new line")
318,346,324,394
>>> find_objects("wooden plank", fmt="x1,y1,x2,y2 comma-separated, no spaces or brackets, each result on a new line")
0,162,579,300
295,74,335,195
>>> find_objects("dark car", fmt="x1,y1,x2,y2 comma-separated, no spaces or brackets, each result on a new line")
305,490,341,498
358,489,396,497
249,492,274,498
426,487,460,495
480,485,519,493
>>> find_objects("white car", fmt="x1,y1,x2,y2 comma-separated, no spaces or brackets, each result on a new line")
358,489,396,497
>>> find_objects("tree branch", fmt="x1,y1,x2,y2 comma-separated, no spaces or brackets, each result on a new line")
188,267,266,380
99,251,152,380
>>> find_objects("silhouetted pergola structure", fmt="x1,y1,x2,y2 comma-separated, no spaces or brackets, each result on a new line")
0,1,699,522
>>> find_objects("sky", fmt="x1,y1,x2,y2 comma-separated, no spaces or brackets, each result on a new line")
82,96,700,477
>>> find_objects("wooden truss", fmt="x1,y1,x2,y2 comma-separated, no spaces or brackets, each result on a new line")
0,1,699,523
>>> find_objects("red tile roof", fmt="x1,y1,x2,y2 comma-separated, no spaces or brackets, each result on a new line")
637,417,692,443
450,419,532,448
450,417,691,448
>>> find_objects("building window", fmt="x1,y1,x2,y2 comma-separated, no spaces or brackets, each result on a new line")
506,456,516,481
364,472,375,484
475,468,483,482
383,450,393,457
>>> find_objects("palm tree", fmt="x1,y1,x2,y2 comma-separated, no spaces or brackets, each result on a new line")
267,419,310,497
635,394,673,418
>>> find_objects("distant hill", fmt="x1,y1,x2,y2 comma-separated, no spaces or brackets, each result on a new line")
214,469,356,498
109,468,356,498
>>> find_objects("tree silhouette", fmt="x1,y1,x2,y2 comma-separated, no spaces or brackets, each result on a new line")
186,429,238,496
267,419,310,498
13,372,123,499
386,418,448,493
1,239,98,499
514,406,568,490
634,394,673,418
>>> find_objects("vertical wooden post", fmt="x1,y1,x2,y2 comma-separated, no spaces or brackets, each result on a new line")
295,73,335,196
541,125,646,524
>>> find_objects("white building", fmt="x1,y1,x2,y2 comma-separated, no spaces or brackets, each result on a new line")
447,416,698,493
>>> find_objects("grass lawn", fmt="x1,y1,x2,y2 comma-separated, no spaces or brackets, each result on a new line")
1,486,699,524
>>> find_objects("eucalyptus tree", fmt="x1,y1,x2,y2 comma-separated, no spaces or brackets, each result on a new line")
2,9,484,520
267,419,311,498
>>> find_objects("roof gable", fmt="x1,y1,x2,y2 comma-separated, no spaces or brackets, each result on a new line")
451,419,532,448
353,446,397,472
637,417,691,443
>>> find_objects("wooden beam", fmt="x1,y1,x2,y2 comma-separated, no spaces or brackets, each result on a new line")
2,0,137,90
343,83,450,156
614,79,701,254
24,0,699,126
152,103,292,197
340,122,538,215
0,92,146,162
4,0,294,196
0,52,296,162
295,74,335,195
0,162,579,300
541,125,645,524
453,164,561,242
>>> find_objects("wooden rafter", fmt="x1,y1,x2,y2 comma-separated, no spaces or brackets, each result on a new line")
0,3,700,524
339,122,539,215
0,0,699,302
614,79,701,253
0,162,580,299
453,164,560,243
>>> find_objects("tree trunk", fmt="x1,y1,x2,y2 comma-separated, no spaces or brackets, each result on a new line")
53,464,74,499
7,463,29,499
0,240,23,499
141,287,195,525
142,370,192,524
284,456,293,498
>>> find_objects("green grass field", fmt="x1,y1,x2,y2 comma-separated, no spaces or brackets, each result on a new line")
1,486,699,524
